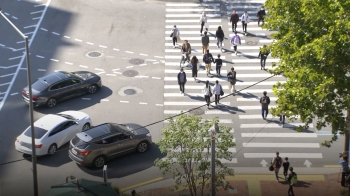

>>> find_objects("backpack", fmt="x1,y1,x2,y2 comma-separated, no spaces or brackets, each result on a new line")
290,173,298,184
275,157,281,168
261,96,268,104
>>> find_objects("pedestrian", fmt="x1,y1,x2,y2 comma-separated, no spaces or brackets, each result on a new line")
283,157,290,180
171,25,180,48
214,54,222,76
202,80,212,108
340,155,350,187
177,67,186,94
271,151,282,182
203,49,214,76
230,10,239,32
212,80,223,107
279,113,286,126
258,45,269,70
181,40,191,63
131,190,136,196
257,6,266,26
230,31,241,56
260,91,271,119
201,31,210,54
287,167,297,196
199,12,208,36
241,11,249,35
215,26,224,50
190,56,199,82
227,67,236,95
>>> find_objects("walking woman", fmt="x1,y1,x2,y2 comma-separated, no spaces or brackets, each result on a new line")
202,80,212,108
213,80,223,107
215,26,225,50
241,11,249,35
199,12,208,36
190,56,199,82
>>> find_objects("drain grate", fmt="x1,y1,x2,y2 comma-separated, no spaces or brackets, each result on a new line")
129,58,145,65
189,108,205,116
246,41,259,46
123,70,139,77
87,51,102,58
124,89,137,95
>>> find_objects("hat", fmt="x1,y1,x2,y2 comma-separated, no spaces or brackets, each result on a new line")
231,67,234,70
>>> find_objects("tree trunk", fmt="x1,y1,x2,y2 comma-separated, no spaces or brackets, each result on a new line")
345,109,350,153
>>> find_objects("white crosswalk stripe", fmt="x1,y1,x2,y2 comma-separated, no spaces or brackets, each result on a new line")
163,1,322,164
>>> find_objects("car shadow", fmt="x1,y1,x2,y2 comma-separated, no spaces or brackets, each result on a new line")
77,143,164,178
34,86,113,114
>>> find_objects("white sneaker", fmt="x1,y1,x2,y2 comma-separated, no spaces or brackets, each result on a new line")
235,52,238,56
173,46,176,49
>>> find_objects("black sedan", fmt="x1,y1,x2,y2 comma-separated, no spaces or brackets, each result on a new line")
22,71,102,108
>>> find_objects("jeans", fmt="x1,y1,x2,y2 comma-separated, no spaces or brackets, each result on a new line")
200,22,205,34
179,82,185,93
260,56,267,69
216,65,221,75
205,95,210,106
233,45,237,52
217,38,223,48
288,185,294,196
172,37,177,46
262,108,269,118
242,21,247,32
274,167,280,181
228,83,236,93
215,94,220,105
205,63,211,74
231,22,237,32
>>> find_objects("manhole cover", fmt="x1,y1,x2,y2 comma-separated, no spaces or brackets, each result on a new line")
87,51,102,57
189,108,205,116
246,41,258,46
129,58,145,65
124,89,137,95
123,70,139,77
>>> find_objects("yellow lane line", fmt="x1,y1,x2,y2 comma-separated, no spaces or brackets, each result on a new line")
226,174,325,181
120,177,163,192
324,165,341,168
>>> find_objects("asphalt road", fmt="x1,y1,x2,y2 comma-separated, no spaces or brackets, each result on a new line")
0,0,345,195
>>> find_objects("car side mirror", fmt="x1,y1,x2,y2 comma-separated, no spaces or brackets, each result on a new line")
75,122,79,125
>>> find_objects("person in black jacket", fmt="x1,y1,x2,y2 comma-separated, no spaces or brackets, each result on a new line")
258,45,269,70
214,54,223,76
203,49,214,76
227,67,236,94
215,26,225,50
230,10,239,32
177,67,187,94
257,6,266,26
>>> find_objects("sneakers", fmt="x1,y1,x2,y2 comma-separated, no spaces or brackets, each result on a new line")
235,52,238,56
173,46,176,49
180,91,183,94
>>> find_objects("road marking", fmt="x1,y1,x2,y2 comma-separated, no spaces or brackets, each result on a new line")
113,72,122,74
166,19,221,23
52,32,60,35
101,99,109,102
0,64,19,69
1,73,15,78
140,53,148,56
166,14,221,18
36,55,44,58
146,59,156,61
32,17,40,20
3,12,9,16
34,4,46,7
237,97,277,102
13,47,25,51
31,10,44,14
166,8,220,12
16,40,26,44
20,68,28,70
12,16,18,20
99,45,107,48
106,74,116,76
40,28,48,31
120,177,163,192
38,69,46,71
95,72,105,75
156,104,163,106
120,101,129,103
86,42,94,45
95,68,104,71
153,62,159,64
154,56,163,58
24,25,37,29
82,98,91,100
74,39,82,42
112,68,120,71
65,62,73,65
241,133,317,138
113,48,119,51
152,77,161,79
79,65,88,68
242,143,320,148
165,37,222,41
165,55,226,59
140,64,147,66
240,123,313,128
166,3,220,7
125,51,134,54
135,75,149,78
126,66,134,68
164,102,230,106
24,31,34,35
0,83,11,87
244,153,323,158
63,36,70,39
139,102,147,105
10,92,18,96
164,85,229,89
324,165,341,168
9,56,22,60
50,59,59,62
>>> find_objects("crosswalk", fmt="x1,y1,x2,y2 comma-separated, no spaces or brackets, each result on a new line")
163,0,323,166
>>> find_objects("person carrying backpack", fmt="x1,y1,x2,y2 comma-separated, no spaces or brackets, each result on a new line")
287,167,297,196
271,151,282,182
257,6,266,26
203,49,214,76
260,91,271,119
230,31,241,56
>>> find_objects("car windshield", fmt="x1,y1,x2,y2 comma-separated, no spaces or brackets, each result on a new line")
24,126,48,139
114,124,135,135
55,113,77,120
32,79,49,91
70,72,85,80
71,136,89,149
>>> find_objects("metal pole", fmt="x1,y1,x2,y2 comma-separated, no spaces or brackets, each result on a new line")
0,8,38,196
211,133,215,196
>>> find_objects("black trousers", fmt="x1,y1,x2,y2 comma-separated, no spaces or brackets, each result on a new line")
279,115,286,124
233,45,237,52
242,21,247,32
258,17,264,25
204,95,210,106
288,185,294,196
231,22,237,32
200,22,205,34
215,94,220,105
179,82,185,93
216,65,222,75
172,37,177,46
260,56,267,68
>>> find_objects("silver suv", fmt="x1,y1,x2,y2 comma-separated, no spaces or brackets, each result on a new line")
69,123,152,168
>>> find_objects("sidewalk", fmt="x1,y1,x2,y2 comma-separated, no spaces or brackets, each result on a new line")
136,172,346,196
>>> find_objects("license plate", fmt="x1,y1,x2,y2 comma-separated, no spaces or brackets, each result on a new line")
72,149,77,155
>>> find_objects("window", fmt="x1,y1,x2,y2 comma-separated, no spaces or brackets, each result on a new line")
71,79,81,84
24,127,48,139
62,121,76,130
95,135,118,144
49,80,77,91
32,79,49,91
49,122,66,137
116,134,129,141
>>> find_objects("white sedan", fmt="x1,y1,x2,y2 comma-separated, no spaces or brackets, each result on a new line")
15,111,91,156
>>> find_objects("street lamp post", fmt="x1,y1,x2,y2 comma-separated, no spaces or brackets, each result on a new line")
0,8,38,196
209,123,220,196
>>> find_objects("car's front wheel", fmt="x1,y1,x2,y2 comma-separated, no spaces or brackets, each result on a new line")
93,156,106,168
82,123,90,131
88,84,98,94
137,141,149,153
48,144,57,155
46,98,57,108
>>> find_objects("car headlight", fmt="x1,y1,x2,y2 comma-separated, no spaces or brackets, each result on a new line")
146,133,151,137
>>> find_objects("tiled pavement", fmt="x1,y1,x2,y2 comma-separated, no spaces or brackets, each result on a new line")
138,173,345,196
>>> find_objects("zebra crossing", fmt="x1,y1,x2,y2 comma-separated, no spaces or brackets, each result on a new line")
164,0,324,167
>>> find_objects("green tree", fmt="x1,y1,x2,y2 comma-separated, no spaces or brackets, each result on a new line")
263,0,350,150
154,114,235,196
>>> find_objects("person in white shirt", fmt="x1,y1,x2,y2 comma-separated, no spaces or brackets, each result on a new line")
241,11,249,35
199,12,208,36
202,80,212,108
171,25,180,48
212,80,222,107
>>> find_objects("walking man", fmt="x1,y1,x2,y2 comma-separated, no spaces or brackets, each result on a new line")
230,10,239,32
203,49,214,76
227,67,236,94
177,67,186,94
257,6,266,26
230,31,241,56
287,167,297,196
181,40,191,63
283,157,290,180
241,11,249,35
171,25,180,48
260,91,270,119
213,80,223,107
271,151,282,182
199,12,207,36
258,45,269,70
214,54,222,76
201,31,210,54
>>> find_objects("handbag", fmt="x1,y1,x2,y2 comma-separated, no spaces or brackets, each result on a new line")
220,85,224,96
269,165,274,171
170,32,173,37
209,86,213,97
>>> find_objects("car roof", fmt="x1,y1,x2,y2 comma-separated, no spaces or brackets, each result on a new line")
39,71,73,85
82,123,122,141
34,114,67,131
